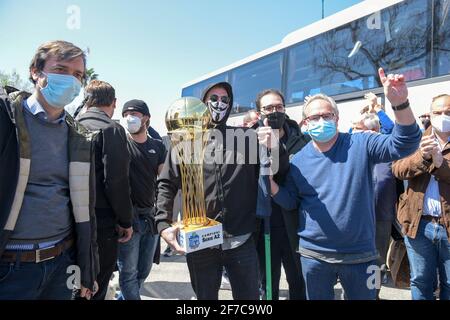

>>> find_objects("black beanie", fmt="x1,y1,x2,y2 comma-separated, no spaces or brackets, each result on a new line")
122,99,150,117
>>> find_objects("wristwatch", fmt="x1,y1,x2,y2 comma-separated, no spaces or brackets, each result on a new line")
391,99,410,111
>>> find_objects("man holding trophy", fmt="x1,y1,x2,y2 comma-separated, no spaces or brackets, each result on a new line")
156,82,286,300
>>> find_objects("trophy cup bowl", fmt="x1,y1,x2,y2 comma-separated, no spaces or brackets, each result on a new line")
165,97,223,253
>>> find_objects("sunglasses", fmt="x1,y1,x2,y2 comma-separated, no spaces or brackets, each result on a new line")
208,94,230,104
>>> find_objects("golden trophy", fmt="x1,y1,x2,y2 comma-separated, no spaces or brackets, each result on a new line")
165,97,223,253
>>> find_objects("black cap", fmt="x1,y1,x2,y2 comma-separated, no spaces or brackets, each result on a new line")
122,99,150,117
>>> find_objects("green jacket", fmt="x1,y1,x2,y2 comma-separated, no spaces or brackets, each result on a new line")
0,91,99,290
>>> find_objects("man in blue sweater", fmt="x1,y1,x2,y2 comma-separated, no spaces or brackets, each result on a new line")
269,68,421,300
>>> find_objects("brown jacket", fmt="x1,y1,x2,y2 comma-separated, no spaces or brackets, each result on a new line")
392,127,450,240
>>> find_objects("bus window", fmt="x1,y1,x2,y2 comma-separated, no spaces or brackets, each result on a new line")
376,0,429,80
230,52,283,114
182,73,228,99
285,0,430,104
434,0,450,77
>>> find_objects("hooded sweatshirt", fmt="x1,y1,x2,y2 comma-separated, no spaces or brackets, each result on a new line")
156,82,266,237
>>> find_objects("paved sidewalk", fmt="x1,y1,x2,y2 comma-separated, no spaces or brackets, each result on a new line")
107,244,411,300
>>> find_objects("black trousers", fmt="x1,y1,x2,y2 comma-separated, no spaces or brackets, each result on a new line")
186,237,259,300
376,220,393,270
93,225,118,300
257,226,306,300
375,220,393,299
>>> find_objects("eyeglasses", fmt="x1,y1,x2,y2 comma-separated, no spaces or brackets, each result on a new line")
208,94,230,104
305,112,336,122
261,104,285,113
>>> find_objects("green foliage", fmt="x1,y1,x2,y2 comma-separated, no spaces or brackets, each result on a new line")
0,69,33,92
86,68,99,83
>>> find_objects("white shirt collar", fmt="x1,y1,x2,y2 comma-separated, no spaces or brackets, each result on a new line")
25,95,66,124
26,95,47,116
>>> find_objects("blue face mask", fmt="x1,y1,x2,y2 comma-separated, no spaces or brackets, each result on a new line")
39,73,82,109
307,119,337,143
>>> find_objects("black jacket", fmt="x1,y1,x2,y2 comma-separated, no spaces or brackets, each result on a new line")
256,117,311,266
0,90,99,290
156,124,262,236
77,107,133,229
0,95,17,230
156,82,289,237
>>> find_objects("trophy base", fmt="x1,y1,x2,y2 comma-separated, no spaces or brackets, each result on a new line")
176,218,223,254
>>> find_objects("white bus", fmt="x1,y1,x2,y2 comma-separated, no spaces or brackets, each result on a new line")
181,0,450,131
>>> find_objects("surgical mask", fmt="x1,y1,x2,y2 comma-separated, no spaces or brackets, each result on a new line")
431,115,450,133
39,72,81,109
307,119,337,143
261,112,286,130
207,101,229,124
301,124,309,135
125,115,142,134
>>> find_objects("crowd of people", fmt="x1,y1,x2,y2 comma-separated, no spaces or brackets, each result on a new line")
0,40,448,301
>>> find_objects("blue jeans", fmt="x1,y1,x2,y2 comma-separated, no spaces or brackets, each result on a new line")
404,219,450,300
186,237,259,300
117,216,159,300
0,247,76,300
300,256,377,300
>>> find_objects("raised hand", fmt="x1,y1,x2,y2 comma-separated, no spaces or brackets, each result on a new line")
378,68,408,107
257,118,279,150
364,92,378,106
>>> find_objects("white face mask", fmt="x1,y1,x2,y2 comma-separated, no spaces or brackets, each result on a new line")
207,101,230,124
125,115,142,134
431,114,450,133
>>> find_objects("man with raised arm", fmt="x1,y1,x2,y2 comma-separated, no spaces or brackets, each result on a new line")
269,68,421,300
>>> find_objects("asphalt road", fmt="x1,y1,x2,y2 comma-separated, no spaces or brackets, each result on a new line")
106,243,411,300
